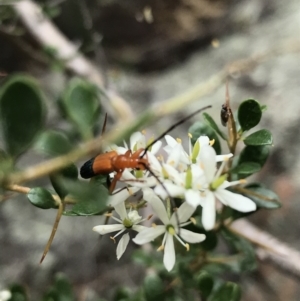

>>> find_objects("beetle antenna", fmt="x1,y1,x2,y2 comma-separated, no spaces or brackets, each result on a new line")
141,105,212,157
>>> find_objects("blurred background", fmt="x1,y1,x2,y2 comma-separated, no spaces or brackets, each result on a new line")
0,0,300,300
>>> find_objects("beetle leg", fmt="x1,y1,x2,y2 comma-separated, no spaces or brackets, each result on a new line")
109,170,123,194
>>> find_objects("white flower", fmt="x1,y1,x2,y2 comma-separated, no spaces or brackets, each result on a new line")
93,201,148,259
133,188,206,271
108,187,140,207
164,135,229,171
0,290,11,301
197,145,257,230
154,163,206,203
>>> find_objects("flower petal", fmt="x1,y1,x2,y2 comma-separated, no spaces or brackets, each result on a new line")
130,132,145,150
163,164,184,186
164,233,176,271
185,189,203,208
132,225,148,232
109,187,139,207
93,224,124,235
116,233,130,259
166,144,182,168
143,188,169,224
114,201,127,220
171,201,196,224
154,182,185,200
147,151,162,173
215,189,257,212
202,191,216,231
179,228,206,243
199,145,217,182
133,226,165,244
150,140,162,155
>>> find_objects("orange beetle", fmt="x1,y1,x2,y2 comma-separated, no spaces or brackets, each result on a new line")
80,105,211,193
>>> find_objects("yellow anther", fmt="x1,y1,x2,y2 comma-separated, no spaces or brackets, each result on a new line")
188,133,193,138
239,179,247,184
157,154,163,161
169,160,175,166
209,139,215,146
200,191,206,197
176,138,182,144
142,130,146,135
105,213,112,217
190,217,196,225
157,245,164,252
185,243,190,251
128,188,133,195
152,223,157,228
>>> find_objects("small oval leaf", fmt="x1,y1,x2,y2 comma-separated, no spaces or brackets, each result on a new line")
143,275,164,301
0,75,44,157
34,130,73,156
196,271,214,298
238,145,270,168
62,78,100,140
61,179,109,215
53,273,75,301
211,282,242,301
202,112,227,140
244,129,273,146
27,187,57,209
230,162,261,176
221,228,257,272
9,284,29,301
241,184,281,209
50,164,78,200
238,99,262,132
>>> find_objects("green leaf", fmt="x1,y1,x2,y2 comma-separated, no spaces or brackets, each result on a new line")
241,184,281,209
221,228,257,272
143,275,164,301
62,78,100,139
244,129,273,146
50,164,78,200
0,149,13,181
0,75,45,158
202,112,227,140
53,273,75,301
196,271,214,298
62,179,109,215
230,162,261,176
238,145,270,168
210,282,241,301
34,130,73,156
189,121,222,155
238,99,262,132
9,284,29,301
113,287,131,301
27,187,57,209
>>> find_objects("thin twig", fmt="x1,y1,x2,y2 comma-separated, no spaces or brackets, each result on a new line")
4,184,76,204
13,0,133,121
228,219,300,278
4,39,300,185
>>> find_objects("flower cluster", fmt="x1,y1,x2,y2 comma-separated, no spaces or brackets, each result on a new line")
93,132,257,271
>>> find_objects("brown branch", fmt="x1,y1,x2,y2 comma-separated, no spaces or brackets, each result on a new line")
228,219,300,278
158,39,300,116
13,0,133,121
4,184,76,204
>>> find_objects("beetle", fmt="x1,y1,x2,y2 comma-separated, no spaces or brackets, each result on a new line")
80,105,212,193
